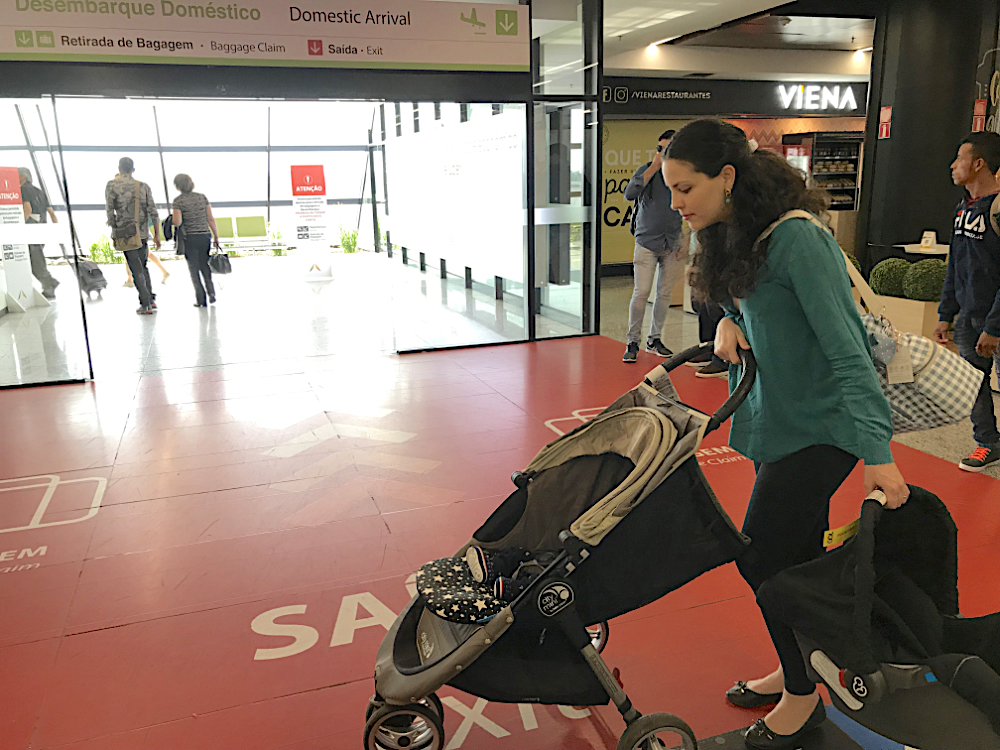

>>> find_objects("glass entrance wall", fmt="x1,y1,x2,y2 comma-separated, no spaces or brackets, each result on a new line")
52,99,377,259
0,97,92,386
0,0,601,380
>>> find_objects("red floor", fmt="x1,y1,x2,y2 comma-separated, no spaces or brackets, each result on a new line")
1,336,998,750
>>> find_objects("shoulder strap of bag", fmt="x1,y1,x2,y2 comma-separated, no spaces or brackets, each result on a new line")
752,209,829,249
991,193,1000,236
841,247,879,313
754,210,876,311
133,178,140,230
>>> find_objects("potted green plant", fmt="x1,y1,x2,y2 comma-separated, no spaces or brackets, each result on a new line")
860,257,947,339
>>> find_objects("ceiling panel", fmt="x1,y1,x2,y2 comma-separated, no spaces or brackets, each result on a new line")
678,14,876,50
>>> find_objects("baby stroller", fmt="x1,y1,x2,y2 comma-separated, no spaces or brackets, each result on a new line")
364,344,754,750
757,488,1000,748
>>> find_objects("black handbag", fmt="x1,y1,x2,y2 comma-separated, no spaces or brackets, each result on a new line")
208,251,232,274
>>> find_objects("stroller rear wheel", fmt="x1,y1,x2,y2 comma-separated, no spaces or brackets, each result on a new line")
364,701,445,750
616,713,697,750
587,621,610,653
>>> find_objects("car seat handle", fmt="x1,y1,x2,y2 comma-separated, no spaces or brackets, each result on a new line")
866,490,887,506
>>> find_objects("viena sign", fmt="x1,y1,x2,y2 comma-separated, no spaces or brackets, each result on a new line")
0,0,528,71
601,77,869,117
777,84,859,112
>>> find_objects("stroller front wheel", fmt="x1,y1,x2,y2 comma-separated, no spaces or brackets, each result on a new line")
364,701,446,750
366,693,444,722
617,713,697,750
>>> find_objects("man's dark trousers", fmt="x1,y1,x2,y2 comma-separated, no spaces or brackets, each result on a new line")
124,241,153,308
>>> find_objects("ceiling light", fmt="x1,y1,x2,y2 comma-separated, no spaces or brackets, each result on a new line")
857,46,873,52
646,43,660,58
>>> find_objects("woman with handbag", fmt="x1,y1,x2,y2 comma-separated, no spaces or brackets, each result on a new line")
171,173,221,307
663,119,910,749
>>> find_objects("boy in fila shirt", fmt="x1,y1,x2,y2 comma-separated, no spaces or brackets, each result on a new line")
935,132,1000,471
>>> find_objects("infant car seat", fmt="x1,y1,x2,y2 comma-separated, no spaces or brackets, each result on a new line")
757,487,1000,748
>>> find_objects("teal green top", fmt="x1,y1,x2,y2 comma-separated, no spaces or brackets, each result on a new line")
722,217,894,466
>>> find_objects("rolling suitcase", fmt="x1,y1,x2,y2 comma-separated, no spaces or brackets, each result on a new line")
76,259,108,298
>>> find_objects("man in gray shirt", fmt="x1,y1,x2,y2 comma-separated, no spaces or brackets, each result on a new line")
622,130,684,363
106,157,161,314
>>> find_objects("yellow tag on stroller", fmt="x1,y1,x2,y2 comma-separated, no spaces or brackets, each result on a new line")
824,518,861,549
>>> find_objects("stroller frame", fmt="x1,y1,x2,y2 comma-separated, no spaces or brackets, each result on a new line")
364,344,757,750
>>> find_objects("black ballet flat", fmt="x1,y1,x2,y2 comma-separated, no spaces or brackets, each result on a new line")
743,698,826,749
726,681,782,708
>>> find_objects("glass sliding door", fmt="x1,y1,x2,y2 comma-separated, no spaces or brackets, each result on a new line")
379,101,530,351
0,97,92,386
530,0,602,338
532,100,598,337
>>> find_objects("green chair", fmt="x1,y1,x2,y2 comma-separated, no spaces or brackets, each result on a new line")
234,216,270,253
216,217,235,240
236,216,267,239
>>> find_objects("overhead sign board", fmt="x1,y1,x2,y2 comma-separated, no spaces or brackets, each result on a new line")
603,77,869,118
0,0,528,71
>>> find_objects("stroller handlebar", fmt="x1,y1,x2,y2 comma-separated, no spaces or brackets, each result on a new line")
706,347,757,436
658,343,757,435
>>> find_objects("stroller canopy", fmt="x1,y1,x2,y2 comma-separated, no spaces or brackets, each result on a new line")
474,365,712,549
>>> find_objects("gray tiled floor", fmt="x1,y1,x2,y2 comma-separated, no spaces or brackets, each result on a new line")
599,275,1000,478
0,252,576,386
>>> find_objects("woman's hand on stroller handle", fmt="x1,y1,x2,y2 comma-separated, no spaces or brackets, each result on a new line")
715,317,750,365
864,463,909,509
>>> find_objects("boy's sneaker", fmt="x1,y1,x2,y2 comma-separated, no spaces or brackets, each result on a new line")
465,546,531,585
623,342,639,363
494,576,529,603
646,337,673,358
959,445,1000,472
695,361,729,378
136,305,154,315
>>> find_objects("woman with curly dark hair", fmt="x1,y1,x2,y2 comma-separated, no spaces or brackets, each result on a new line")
663,119,910,749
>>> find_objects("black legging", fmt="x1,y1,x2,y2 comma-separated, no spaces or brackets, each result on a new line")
184,233,215,305
737,444,859,695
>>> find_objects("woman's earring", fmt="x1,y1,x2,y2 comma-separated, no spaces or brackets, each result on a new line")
724,189,732,204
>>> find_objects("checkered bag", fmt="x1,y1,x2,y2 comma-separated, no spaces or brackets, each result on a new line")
757,212,984,435
860,313,983,433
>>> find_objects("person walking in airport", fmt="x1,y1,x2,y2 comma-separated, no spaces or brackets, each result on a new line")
18,167,60,299
113,171,169,290
171,173,221,307
663,119,909,749
106,158,161,314
934,132,1000,472
622,130,685,363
